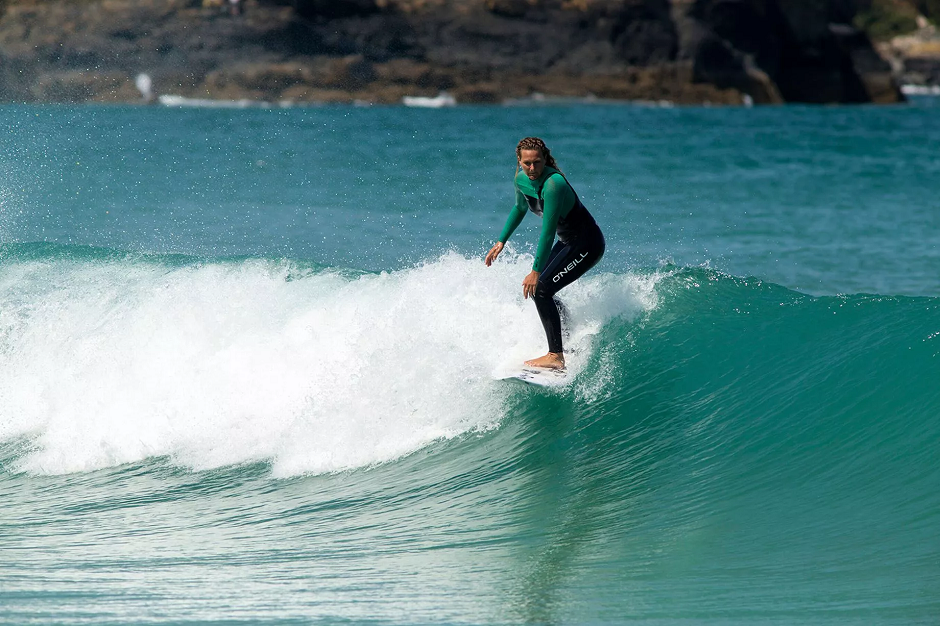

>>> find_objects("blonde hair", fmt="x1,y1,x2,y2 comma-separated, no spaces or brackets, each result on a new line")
516,137,561,173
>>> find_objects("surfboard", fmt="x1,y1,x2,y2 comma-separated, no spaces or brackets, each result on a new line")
495,367,569,388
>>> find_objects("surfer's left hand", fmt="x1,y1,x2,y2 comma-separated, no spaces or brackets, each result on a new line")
522,270,539,299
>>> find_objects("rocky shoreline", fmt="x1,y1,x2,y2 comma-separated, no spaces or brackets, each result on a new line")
0,0,928,105
877,16,940,89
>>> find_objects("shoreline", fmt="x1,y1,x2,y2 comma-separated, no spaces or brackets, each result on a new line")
6,91,937,110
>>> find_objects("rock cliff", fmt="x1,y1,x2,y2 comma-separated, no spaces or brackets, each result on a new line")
0,0,904,104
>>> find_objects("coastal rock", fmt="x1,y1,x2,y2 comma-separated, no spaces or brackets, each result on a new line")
877,19,940,87
0,0,905,104
673,0,901,103
290,0,381,20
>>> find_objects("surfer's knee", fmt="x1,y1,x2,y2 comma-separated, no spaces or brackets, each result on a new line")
533,281,556,301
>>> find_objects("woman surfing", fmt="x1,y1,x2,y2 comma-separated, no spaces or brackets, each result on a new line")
485,137,605,371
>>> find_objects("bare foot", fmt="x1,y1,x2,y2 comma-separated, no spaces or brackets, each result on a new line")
524,352,566,370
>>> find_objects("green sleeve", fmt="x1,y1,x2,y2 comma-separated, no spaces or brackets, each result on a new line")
497,187,528,243
532,174,575,272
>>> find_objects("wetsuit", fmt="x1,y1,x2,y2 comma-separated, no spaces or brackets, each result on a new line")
497,166,605,354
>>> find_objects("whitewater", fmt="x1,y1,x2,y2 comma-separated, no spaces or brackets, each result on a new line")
0,247,657,476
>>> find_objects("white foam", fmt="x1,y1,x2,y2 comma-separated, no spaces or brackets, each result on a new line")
0,251,658,476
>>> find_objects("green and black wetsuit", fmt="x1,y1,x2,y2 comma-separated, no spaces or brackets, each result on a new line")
498,166,605,354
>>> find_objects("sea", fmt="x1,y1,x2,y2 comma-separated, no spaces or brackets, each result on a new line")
1,95,938,625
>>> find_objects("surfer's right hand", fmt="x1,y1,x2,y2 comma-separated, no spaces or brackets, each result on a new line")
485,242,504,266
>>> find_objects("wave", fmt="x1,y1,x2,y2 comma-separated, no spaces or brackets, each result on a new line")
0,243,657,476
3,244,939,621
1,244,937,493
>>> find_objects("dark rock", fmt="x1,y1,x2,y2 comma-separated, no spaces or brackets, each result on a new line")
30,70,138,102
905,55,940,84
483,0,529,19
317,54,376,89
290,0,381,21
0,0,904,104
675,0,902,103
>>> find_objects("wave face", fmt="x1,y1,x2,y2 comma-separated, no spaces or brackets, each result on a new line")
1,245,938,624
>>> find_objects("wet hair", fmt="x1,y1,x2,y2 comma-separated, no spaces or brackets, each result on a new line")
516,137,561,173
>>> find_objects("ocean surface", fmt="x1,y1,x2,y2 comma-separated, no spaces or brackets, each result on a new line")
1,97,939,625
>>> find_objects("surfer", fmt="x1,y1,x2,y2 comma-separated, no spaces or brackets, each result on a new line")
485,137,605,370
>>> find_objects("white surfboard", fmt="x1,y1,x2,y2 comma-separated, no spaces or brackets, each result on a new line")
494,366,569,388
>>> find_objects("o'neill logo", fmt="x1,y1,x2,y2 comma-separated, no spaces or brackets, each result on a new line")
553,252,589,283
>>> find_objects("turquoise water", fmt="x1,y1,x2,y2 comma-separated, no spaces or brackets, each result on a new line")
1,100,939,624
